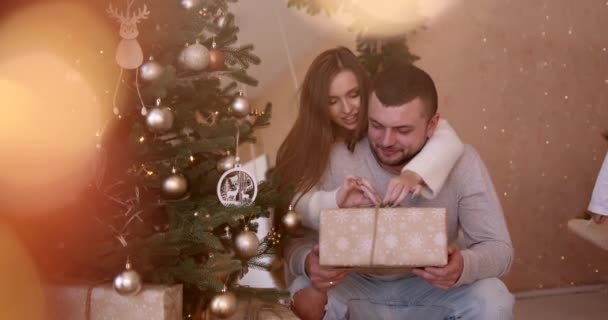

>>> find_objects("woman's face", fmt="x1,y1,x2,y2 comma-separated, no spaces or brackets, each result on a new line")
327,70,361,131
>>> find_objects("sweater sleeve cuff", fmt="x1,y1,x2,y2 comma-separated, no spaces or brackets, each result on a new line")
289,246,313,278
300,188,339,229
454,249,477,286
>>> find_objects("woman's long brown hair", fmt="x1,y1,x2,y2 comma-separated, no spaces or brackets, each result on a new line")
273,47,370,223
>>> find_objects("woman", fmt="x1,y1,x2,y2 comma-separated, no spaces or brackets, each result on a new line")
273,47,463,319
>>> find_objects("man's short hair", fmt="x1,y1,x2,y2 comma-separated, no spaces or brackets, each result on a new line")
371,63,438,119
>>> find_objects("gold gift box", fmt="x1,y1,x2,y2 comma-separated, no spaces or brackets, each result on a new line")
45,283,182,320
319,208,448,268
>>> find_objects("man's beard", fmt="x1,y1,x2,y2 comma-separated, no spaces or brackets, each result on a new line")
370,139,428,169
370,145,412,168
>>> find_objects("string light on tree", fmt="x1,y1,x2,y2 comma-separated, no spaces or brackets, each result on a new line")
180,0,201,10
199,7,210,17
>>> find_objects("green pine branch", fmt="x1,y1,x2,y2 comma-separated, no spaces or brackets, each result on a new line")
356,35,420,76
286,1,420,76
286,0,348,15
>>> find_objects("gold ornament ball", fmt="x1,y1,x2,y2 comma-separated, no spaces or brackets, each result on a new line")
162,174,188,199
234,230,259,258
282,209,301,231
113,269,142,296
140,59,163,81
146,107,174,133
209,291,237,318
217,155,236,172
230,96,250,118
179,42,210,71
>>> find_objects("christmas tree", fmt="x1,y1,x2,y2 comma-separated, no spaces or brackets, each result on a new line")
48,0,289,318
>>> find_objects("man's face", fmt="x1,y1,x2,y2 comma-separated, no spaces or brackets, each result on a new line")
367,92,439,173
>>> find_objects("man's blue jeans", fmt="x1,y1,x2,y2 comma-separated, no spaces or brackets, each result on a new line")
289,273,514,320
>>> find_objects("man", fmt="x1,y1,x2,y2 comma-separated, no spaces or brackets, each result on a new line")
286,63,514,319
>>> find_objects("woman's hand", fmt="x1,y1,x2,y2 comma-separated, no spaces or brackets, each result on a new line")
383,170,424,207
336,176,381,208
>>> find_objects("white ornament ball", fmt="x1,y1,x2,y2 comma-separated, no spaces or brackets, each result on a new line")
231,96,250,118
179,42,210,71
209,291,237,318
234,230,259,258
113,269,142,296
140,59,163,81
216,14,229,29
162,174,188,199
180,0,201,10
217,155,236,172
146,107,174,133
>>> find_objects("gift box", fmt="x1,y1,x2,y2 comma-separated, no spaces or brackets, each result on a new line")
319,207,448,268
45,283,182,320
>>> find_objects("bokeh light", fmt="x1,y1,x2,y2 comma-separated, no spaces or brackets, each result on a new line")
0,1,117,216
305,0,459,37
0,223,45,320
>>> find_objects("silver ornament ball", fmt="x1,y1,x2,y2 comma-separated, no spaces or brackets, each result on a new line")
231,96,250,118
162,174,188,199
179,42,210,71
180,0,201,10
209,291,237,318
140,59,163,81
234,230,259,258
216,14,230,29
282,208,301,231
113,269,142,296
217,155,236,172
146,107,174,133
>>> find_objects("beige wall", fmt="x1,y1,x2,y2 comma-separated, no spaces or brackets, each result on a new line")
255,0,608,292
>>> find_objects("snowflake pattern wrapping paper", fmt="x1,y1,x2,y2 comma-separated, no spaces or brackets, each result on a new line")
45,284,182,320
319,208,448,268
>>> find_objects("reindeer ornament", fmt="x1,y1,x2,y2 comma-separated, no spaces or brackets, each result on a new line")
107,0,150,116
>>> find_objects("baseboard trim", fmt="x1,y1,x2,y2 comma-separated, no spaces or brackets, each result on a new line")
515,283,608,300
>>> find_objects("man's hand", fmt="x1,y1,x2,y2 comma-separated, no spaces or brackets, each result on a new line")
305,245,350,292
336,176,381,208
292,287,327,320
591,213,607,224
383,170,424,207
412,244,464,290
